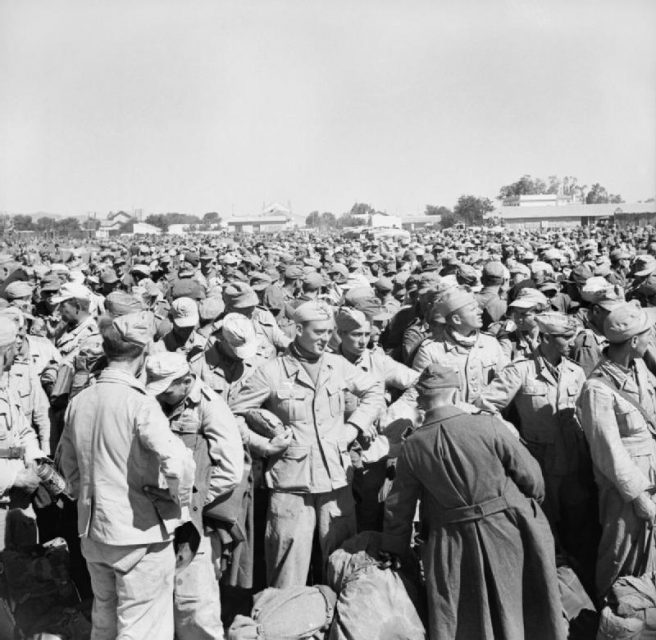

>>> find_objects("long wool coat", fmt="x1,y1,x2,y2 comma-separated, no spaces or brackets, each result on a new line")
382,405,566,640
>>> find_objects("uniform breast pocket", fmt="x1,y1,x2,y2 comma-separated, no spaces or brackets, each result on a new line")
274,388,306,424
616,408,644,437
267,445,311,491
524,384,549,410
326,384,344,418
0,411,9,441
170,413,202,450
480,359,497,384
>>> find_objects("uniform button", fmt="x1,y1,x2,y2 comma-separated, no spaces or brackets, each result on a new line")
192,506,198,512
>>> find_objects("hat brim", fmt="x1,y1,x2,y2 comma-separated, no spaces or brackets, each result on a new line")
634,266,656,278
250,283,269,291
146,375,179,395
509,300,538,309
172,314,199,328
230,341,258,360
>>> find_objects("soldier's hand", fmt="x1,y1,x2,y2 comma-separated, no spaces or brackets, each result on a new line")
265,429,293,456
228,615,259,640
14,465,40,494
633,491,656,524
358,421,378,445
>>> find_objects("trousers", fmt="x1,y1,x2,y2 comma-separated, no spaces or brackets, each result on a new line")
175,533,224,640
266,486,356,588
81,537,175,640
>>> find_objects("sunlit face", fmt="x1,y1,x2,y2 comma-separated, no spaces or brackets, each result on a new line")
512,306,538,332
11,296,32,314
59,300,79,324
296,319,333,356
452,301,483,333
546,332,576,358
157,375,191,406
339,324,371,358
633,327,653,358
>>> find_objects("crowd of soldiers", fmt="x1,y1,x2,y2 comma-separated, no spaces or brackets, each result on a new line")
1,223,656,639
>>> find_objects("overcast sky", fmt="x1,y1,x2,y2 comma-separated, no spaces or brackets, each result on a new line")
1,0,654,218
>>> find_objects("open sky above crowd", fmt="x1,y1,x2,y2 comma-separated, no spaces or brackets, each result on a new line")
1,0,655,218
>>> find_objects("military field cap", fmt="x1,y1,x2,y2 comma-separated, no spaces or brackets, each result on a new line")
50,282,92,304
509,287,548,310
113,256,126,265
0,307,25,330
327,263,349,277
284,264,304,280
456,264,478,285
632,255,656,278
580,277,618,304
112,311,154,347
529,260,551,274
131,264,151,275
170,278,205,301
302,272,324,292
433,287,477,318
140,280,161,298
250,272,273,291
184,252,200,267
146,352,190,395
569,264,593,284
416,363,460,393
159,254,172,264
171,297,199,328
198,297,225,323
223,282,258,309
344,286,375,307
351,296,391,322
610,249,631,261
200,247,215,260
543,249,563,262
222,254,240,266
292,300,334,324
4,281,33,300
508,262,530,277
105,291,144,317
373,277,393,293
0,317,18,348
603,302,652,343
100,269,119,284
534,312,577,337
303,257,322,269
40,276,61,293
221,312,258,359
537,280,560,294
335,307,369,332
482,261,505,280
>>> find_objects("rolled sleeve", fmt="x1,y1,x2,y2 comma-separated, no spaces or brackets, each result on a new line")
477,362,524,413
343,362,385,433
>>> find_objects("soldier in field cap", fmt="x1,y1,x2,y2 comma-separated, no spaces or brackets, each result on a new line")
382,360,565,640
577,302,656,598
58,311,196,639
229,299,383,588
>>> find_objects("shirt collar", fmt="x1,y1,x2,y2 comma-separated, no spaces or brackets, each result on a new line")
98,368,147,394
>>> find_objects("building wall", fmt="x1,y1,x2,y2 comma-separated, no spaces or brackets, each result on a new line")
503,216,584,229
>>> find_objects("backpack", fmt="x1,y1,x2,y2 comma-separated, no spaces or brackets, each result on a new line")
0,538,91,639
326,533,425,640
251,585,337,640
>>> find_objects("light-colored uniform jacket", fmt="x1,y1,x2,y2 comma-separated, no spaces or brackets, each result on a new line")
229,352,383,494
412,331,508,403
58,368,195,546
576,356,656,596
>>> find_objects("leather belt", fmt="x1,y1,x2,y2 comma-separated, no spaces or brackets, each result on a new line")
433,494,509,526
0,447,25,459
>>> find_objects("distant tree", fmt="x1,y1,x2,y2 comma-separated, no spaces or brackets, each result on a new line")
202,212,221,224
54,217,81,236
337,213,362,228
646,197,655,203
586,183,623,204
453,195,495,226
349,202,376,217
425,205,452,217
498,175,547,201
35,216,56,232
12,214,33,231
319,212,337,228
439,210,459,228
146,214,169,231
305,211,321,227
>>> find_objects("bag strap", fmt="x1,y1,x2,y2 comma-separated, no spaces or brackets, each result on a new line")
592,373,656,437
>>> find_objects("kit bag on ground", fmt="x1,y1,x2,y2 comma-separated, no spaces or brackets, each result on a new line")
326,532,426,640
0,537,91,639
597,572,656,640
250,585,337,640
557,564,598,640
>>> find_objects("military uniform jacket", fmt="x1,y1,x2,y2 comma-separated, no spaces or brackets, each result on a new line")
478,353,586,475
165,378,244,533
412,331,508,404
229,351,383,493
